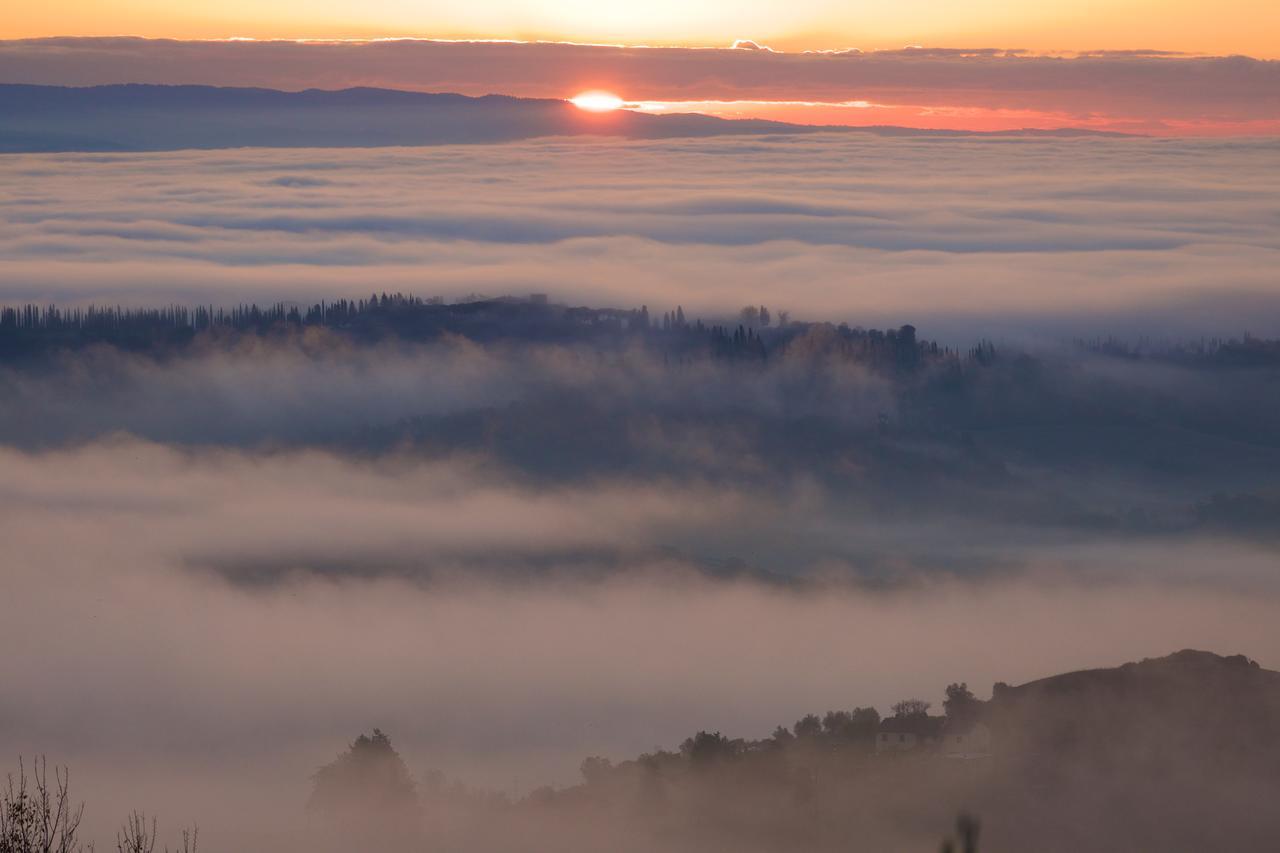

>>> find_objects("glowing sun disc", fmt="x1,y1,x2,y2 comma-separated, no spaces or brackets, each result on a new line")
571,91,625,112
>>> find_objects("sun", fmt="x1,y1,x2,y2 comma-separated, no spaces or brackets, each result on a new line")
570,91,625,112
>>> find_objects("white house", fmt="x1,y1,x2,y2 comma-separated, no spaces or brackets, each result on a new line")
875,715,946,753
875,716,993,758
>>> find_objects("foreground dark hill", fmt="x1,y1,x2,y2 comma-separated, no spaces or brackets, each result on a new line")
535,650,1280,852
300,651,1280,853
989,649,1280,767
928,650,1280,774
4,651,1277,852
0,84,1134,152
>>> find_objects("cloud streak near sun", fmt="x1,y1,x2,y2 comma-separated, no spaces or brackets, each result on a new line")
2,37,1278,134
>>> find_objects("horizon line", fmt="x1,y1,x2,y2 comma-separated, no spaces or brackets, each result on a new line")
5,34,1271,62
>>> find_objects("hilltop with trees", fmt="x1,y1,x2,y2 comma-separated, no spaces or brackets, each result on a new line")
303,650,1279,853
6,651,1278,852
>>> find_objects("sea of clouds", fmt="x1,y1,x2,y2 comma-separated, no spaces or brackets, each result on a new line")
2,133,1279,342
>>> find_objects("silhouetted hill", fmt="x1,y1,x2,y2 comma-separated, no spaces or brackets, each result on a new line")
518,650,1280,852
988,650,1280,769
0,84,1136,152
1001,649,1275,698
579,649,1280,779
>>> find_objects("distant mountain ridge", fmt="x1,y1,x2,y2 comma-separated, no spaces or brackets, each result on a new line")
0,83,1136,152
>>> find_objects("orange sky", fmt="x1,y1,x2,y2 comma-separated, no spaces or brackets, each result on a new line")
4,2,1276,136
5,0,1279,58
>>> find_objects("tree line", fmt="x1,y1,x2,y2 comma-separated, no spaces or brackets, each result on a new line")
0,295,949,374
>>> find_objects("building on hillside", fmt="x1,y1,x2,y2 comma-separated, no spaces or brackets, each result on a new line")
876,715,946,753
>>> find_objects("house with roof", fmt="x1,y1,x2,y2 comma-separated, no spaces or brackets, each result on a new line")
875,714,993,758
875,714,946,753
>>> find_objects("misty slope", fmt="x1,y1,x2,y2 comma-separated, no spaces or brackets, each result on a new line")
989,650,1280,759
0,84,1135,152
3,296,1280,582
361,650,1280,853
976,651,1280,851
529,650,1280,853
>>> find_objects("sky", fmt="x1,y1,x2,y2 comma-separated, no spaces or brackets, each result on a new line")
2,39,1274,135
6,0,1280,58
3,1,1278,134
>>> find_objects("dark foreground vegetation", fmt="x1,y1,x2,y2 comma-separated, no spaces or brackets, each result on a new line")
0,758,195,853
8,651,1278,852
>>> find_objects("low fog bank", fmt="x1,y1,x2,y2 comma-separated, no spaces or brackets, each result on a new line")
4,435,1280,850
4,438,1280,766
3,517,1278,852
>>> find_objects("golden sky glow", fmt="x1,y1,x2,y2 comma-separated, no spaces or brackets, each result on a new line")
5,0,1280,58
